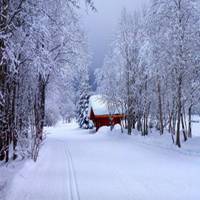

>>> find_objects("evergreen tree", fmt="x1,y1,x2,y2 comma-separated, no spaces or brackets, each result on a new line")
77,82,91,129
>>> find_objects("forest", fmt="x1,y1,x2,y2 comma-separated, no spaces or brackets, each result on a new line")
0,0,200,161
96,0,200,148
0,0,94,162
1,0,200,163
1,0,200,200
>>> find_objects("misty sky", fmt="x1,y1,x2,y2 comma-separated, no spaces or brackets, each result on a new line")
81,0,149,71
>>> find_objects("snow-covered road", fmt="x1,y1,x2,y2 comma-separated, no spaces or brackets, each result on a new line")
6,123,200,200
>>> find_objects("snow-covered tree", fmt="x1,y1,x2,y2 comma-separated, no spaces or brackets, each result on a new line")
77,82,90,128
0,0,95,162
75,36,92,129
97,1,200,147
147,0,200,147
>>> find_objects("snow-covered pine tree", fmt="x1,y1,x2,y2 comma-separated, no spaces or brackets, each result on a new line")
77,82,91,129
77,66,91,129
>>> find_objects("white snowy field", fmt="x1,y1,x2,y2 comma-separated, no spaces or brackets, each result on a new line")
1,118,200,200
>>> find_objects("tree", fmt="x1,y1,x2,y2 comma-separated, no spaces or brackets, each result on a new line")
77,83,90,128
97,1,200,147
0,0,95,162
148,0,200,147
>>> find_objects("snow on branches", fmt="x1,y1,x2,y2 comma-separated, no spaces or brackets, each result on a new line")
97,0,200,147
0,0,93,162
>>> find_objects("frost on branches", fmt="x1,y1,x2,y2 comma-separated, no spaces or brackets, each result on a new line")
0,0,94,163
96,0,200,148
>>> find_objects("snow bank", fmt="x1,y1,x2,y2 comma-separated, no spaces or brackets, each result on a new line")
97,124,122,135
96,125,200,157
97,126,110,134
0,161,24,200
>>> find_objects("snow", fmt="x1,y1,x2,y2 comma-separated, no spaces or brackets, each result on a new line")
3,120,200,200
0,161,25,200
88,95,121,116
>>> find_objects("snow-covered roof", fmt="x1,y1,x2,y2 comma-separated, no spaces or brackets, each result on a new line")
88,95,122,116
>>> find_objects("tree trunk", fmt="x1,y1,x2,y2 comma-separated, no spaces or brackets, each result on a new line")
137,114,142,132
0,0,10,162
188,105,192,138
168,111,172,133
127,86,132,135
181,113,187,142
157,80,164,135
132,114,136,129
34,74,46,141
176,77,182,148
172,111,177,135
12,81,17,160
127,116,132,135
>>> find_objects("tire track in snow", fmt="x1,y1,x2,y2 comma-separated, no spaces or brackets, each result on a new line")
65,143,81,200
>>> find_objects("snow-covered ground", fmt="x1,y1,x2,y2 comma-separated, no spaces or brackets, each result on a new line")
1,118,200,200
0,160,25,200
